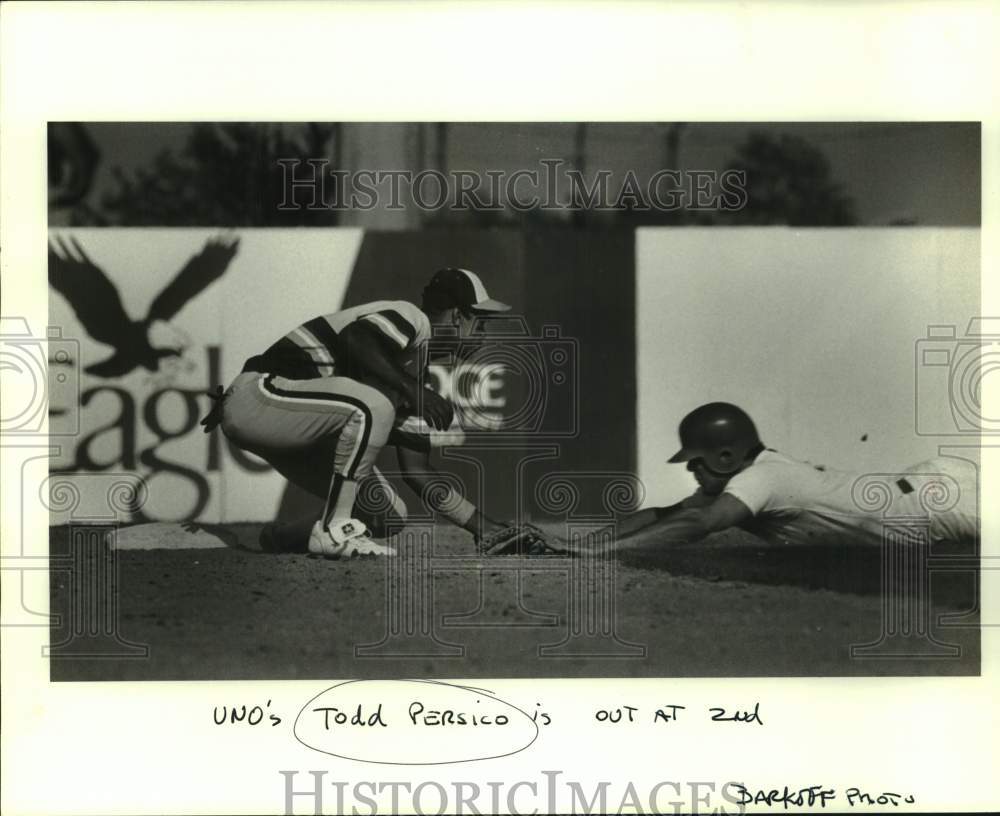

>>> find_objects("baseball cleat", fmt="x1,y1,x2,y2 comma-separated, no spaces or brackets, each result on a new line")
308,519,397,559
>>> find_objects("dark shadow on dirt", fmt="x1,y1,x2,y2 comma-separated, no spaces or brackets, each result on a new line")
619,531,978,611
179,522,244,549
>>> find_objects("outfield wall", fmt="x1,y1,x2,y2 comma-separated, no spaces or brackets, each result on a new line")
47,226,978,524
48,229,366,523
47,228,636,524
636,227,981,508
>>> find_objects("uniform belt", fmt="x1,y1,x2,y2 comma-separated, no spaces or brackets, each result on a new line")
241,354,317,379
896,478,914,495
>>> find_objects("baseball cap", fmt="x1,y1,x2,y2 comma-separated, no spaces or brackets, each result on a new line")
424,267,511,313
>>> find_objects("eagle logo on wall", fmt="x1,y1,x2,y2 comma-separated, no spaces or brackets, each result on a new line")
48,235,240,378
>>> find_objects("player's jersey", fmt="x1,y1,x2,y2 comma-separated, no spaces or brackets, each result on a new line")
250,300,431,380
723,449,978,546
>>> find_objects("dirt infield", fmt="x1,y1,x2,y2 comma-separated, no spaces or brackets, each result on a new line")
49,524,979,681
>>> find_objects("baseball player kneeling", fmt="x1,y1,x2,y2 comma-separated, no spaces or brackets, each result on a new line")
576,402,978,553
201,268,514,559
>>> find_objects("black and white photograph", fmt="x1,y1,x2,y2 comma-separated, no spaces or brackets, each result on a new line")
2,3,998,816
43,120,982,680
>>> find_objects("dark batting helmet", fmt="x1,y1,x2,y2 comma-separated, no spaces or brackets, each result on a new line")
668,402,762,476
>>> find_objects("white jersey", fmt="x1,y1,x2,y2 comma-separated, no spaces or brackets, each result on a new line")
724,449,978,546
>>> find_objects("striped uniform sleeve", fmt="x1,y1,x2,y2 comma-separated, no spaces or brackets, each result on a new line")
359,303,428,349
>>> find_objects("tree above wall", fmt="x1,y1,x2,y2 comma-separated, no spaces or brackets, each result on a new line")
71,123,340,227
69,124,859,228
722,131,857,226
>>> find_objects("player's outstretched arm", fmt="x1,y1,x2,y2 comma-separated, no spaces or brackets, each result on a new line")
396,445,504,539
560,491,709,551
572,493,752,554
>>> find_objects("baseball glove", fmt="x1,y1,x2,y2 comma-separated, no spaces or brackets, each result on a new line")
478,522,568,557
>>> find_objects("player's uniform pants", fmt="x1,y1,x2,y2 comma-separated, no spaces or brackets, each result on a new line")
898,455,979,546
219,371,406,529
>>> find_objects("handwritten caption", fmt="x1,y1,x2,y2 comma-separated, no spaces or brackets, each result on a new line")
594,702,763,725
732,785,916,808
212,683,917,804
212,698,762,732
211,682,767,764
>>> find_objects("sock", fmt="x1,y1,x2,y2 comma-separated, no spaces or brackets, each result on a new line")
323,473,358,531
